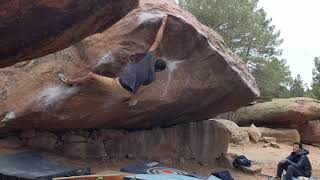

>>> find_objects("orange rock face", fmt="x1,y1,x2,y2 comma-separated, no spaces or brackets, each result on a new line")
217,98,320,127
0,0,139,68
0,0,259,131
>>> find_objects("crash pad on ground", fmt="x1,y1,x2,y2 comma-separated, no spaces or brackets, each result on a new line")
0,152,90,180
120,162,203,178
124,174,221,180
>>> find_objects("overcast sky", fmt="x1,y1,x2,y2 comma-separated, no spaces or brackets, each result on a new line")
259,0,320,87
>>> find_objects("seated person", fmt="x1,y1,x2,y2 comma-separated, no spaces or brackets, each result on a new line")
59,15,168,97
276,142,312,180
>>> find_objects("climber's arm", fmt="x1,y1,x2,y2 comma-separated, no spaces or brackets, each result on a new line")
148,15,168,52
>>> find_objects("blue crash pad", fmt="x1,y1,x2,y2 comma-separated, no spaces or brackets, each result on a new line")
125,174,222,180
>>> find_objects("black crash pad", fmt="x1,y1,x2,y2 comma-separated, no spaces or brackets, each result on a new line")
0,152,90,180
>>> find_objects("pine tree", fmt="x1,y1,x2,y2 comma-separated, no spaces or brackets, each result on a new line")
290,75,305,97
179,0,283,66
311,57,320,99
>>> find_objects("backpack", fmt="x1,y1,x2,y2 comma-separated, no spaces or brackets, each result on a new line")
232,155,252,168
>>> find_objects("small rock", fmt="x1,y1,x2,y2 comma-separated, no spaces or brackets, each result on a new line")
261,137,277,143
270,142,280,148
238,164,262,174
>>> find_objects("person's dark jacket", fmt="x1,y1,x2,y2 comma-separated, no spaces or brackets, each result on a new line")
286,148,312,177
119,52,157,93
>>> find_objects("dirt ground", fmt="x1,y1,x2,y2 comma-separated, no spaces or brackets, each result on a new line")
0,142,319,180
228,142,320,179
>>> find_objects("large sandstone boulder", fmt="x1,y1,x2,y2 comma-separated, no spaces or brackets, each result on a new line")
0,0,139,68
299,120,320,144
258,127,300,143
217,98,320,127
22,120,230,162
0,0,259,131
104,120,230,162
213,119,250,145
